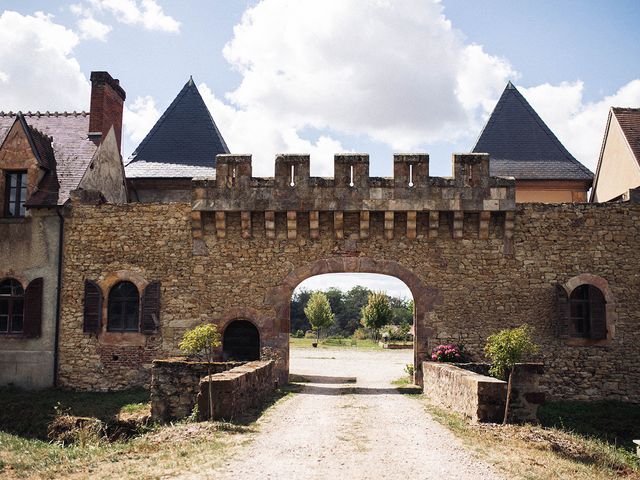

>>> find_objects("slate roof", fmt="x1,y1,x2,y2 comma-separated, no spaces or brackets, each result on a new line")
612,107,640,165
473,82,593,182
125,77,229,179
0,112,98,205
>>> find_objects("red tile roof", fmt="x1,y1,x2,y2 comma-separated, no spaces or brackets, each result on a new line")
612,107,640,166
0,112,97,206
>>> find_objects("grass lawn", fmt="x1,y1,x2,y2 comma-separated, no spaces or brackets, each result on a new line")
0,386,292,479
290,336,412,349
419,398,640,480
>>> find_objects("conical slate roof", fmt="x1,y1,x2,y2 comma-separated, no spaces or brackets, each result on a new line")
125,77,229,178
473,82,593,181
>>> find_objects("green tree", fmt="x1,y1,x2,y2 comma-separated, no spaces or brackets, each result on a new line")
484,324,540,425
360,292,393,341
304,291,335,342
290,289,312,333
179,323,221,420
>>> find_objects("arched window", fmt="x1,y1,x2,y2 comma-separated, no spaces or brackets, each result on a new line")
107,281,139,332
569,284,606,339
223,320,260,361
0,279,24,334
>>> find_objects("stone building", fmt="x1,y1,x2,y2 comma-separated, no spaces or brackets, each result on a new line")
590,107,640,202
125,77,229,203
0,71,127,388
473,82,593,203
57,153,639,402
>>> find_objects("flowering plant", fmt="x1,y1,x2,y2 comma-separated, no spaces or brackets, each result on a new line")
431,343,465,362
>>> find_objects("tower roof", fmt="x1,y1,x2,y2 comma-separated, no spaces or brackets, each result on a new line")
125,77,230,178
473,83,593,182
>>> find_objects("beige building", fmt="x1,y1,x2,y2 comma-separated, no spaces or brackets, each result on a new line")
474,82,593,203
590,108,640,203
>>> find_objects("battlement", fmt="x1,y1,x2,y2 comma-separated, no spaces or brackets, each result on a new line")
190,153,516,244
193,153,514,212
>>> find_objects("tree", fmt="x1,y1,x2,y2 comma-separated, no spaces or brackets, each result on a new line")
179,323,221,420
360,292,392,340
304,291,335,342
484,324,540,425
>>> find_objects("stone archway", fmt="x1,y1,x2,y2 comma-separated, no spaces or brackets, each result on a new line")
267,257,442,386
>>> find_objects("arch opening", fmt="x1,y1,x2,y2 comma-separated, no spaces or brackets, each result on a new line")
223,319,261,361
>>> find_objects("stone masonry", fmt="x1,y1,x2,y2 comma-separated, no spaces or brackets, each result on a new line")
57,153,640,402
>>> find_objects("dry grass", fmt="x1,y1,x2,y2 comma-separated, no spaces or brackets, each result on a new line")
421,400,640,480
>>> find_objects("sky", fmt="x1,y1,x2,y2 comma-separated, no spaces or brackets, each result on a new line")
1,0,639,297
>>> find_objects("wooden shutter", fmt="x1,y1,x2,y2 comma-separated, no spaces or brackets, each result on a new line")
83,280,102,334
141,281,160,333
23,278,43,338
588,285,607,340
556,284,570,339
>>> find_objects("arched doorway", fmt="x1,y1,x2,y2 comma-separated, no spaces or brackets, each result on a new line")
223,320,260,361
269,257,442,386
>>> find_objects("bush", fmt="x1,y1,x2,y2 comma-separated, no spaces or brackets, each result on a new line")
431,344,465,362
353,328,368,340
294,329,305,338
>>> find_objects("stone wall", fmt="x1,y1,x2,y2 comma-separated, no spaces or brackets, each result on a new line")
150,358,243,422
197,360,276,420
57,171,640,401
423,362,544,423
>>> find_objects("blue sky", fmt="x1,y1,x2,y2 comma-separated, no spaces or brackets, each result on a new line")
1,0,639,296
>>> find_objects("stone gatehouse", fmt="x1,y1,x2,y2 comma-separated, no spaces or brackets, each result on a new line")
57,153,639,402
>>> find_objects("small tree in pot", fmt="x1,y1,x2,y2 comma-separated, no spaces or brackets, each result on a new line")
179,323,221,420
484,324,539,425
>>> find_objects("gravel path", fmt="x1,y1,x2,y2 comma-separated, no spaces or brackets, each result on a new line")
174,348,503,480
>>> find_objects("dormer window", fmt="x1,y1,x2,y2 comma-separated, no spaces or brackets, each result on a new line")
4,171,27,217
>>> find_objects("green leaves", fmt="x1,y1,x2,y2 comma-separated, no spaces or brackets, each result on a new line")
360,292,393,338
178,323,221,357
304,292,335,331
485,324,540,380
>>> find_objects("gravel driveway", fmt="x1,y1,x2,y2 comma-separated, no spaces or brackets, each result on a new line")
175,347,503,480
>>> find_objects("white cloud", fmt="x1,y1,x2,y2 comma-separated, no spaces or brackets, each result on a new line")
0,11,89,112
189,0,515,175
520,80,640,171
87,0,180,32
123,95,160,154
78,15,112,41
295,273,412,299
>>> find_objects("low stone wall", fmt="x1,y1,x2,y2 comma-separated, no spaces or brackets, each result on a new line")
423,362,544,423
150,358,243,422
197,360,277,421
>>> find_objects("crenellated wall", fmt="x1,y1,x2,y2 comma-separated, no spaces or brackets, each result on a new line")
57,153,640,402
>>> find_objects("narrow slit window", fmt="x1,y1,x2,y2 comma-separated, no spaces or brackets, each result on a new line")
290,164,295,187
349,165,354,187
408,164,414,187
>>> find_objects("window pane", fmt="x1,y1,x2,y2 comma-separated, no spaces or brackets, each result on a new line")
11,315,23,332
19,202,25,217
9,174,16,188
0,282,10,295
13,298,23,315
0,315,7,332
20,173,27,188
125,314,138,330
0,299,7,314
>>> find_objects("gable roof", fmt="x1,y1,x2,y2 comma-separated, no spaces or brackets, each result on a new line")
590,107,640,202
0,111,99,206
473,82,593,182
125,77,229,179
612,107,640,165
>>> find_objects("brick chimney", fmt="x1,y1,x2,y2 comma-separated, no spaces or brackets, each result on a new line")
89,71,126,153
